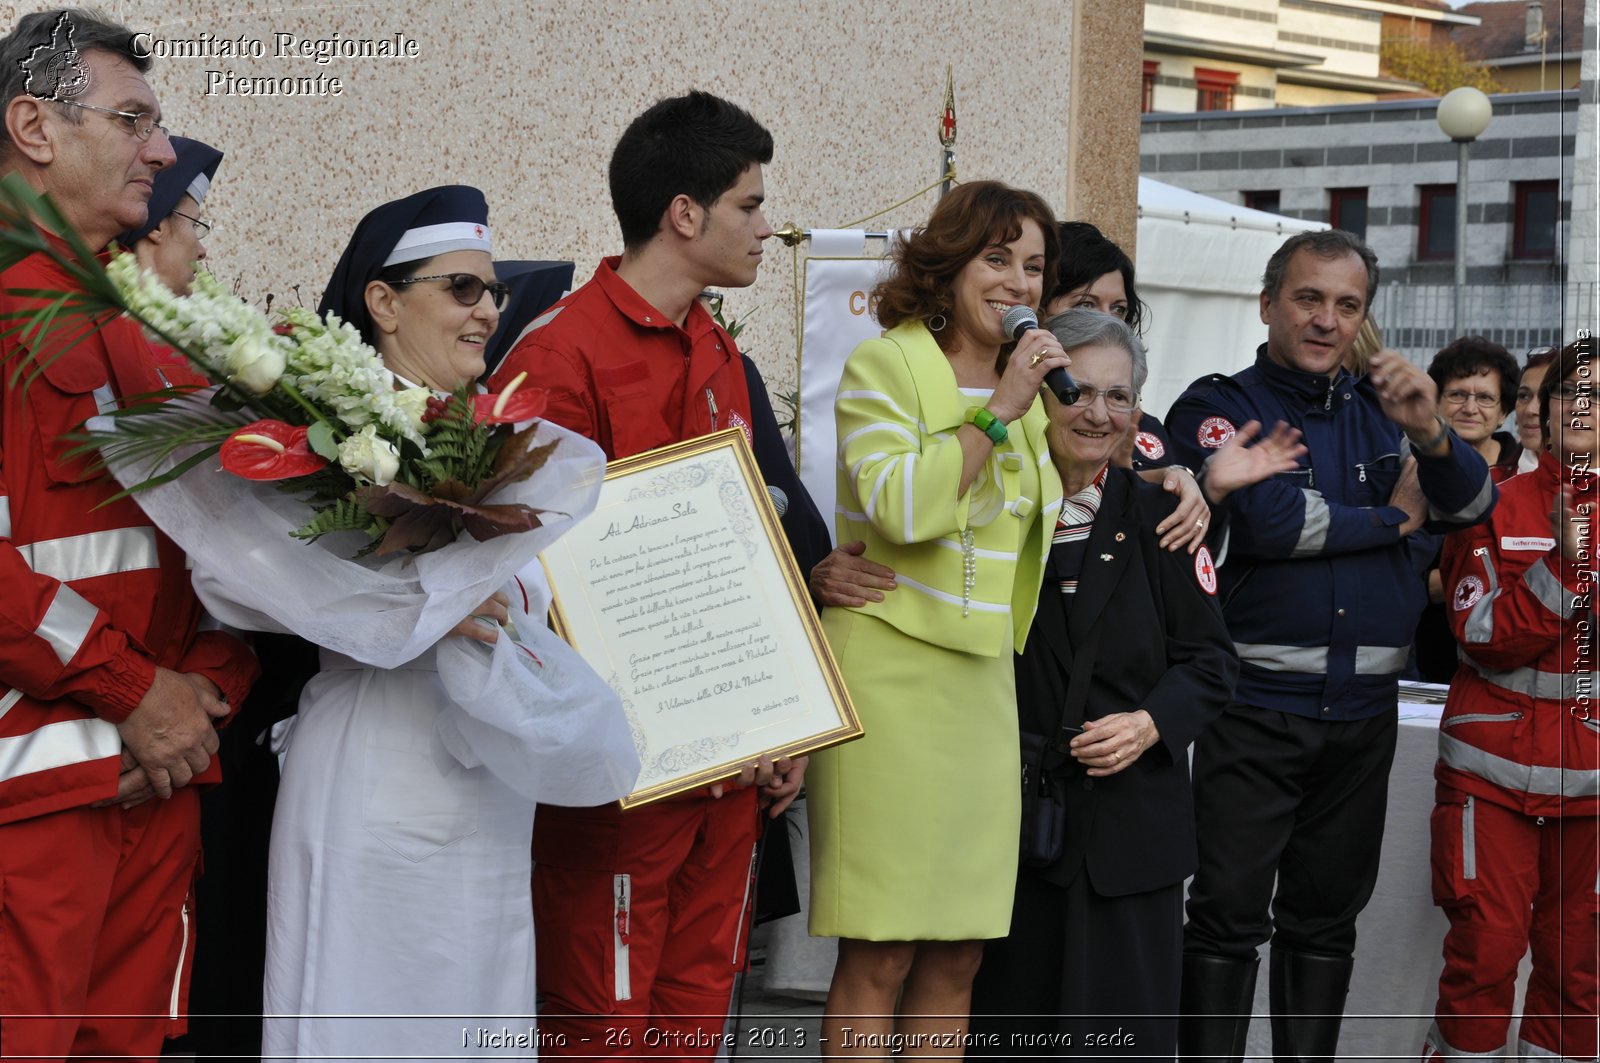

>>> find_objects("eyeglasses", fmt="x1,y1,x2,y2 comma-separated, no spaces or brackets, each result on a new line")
1550,382,1594,403
1441,388,1502,410
170,209,209,239
53,99,168,141
388,273,510,311
1065,384,1138,413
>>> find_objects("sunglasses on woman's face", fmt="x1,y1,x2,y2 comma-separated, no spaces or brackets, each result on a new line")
389,272,510,311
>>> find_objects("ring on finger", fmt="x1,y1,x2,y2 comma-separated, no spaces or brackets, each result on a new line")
1029,352,1044,368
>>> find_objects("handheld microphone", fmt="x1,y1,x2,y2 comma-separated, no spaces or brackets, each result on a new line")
766,485,789,518
1001,305,1081,405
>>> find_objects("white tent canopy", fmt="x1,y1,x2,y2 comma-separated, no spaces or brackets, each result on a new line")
1135,176,1326,418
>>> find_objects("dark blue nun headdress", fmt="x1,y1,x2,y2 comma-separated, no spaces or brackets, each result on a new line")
318,185,493,345
115,135,223,246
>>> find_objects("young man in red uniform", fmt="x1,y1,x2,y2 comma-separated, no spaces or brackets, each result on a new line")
492,91,885,1058
1424,336,1599,1062
0,12,257,1060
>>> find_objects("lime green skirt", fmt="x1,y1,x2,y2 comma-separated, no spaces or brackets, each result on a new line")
808,608,1020,940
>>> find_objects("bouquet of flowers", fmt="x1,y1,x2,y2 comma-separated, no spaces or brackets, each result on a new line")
101,256,560,555
0,174,639,805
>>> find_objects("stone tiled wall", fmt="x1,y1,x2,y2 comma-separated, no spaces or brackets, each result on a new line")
0,0,1145,392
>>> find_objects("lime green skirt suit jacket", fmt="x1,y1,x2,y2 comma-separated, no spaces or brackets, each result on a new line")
809,320,1064,940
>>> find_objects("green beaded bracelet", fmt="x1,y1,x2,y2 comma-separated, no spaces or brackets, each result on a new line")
967,407,1009,446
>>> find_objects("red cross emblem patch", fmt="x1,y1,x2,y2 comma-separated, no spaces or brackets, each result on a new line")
474,224,484,238
1198,417,1236,449
1453,575,1485,611
1195,545,1218,595
1135,431,1166,460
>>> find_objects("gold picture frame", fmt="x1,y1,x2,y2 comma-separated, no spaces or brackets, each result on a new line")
542,428,862,808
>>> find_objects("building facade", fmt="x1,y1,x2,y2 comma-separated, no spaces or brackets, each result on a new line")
1143,0,1481,112
1140,89,1586,357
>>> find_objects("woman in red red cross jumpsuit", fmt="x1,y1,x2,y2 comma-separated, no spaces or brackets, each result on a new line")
1424,336,1600,1062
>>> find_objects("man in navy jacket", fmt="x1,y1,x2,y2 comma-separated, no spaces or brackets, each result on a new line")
1166,230,1494,1062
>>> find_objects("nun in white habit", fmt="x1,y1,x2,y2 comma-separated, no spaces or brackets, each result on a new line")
257,186,630,1061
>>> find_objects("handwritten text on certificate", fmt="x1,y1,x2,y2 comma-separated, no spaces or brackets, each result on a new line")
542,432,858,805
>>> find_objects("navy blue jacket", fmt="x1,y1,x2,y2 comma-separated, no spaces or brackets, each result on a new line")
1166,346,1495,721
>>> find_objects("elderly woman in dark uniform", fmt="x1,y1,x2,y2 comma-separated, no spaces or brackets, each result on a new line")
970,309,1301,1057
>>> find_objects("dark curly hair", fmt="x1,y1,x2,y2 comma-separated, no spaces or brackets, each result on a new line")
1426,336,1519,416
1048,221,1146,334
873,180,1059,352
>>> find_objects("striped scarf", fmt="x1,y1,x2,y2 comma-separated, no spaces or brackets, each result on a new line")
1052,465,1108,596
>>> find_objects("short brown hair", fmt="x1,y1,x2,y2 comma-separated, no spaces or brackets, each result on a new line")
1427,336,1519,416
873,180,1059,351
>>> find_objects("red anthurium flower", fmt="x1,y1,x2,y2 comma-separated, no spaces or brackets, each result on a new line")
220,420,328,481
471,372,548,425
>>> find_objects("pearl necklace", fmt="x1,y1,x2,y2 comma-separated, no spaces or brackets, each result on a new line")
961,527,976,617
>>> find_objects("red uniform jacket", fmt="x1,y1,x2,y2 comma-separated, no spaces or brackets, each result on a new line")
490,257,752,460
1440,450,1600,817
0,250,257,824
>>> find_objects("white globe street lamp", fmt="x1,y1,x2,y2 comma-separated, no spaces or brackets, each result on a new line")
1435,87,1494,336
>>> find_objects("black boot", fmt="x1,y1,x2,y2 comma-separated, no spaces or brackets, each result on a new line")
1268,947,1354,1063
1178,951,1259,1063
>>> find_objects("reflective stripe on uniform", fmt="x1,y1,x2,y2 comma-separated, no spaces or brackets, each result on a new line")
1429,476,1495,524
1424,1021,1506,1061
0,495,10,537
90,383,118,416
1515,1039,1573,1060
1234,642,1410,675
1458,653,1591,700
35,584,98,665
1524,557,1579,619
1462,548,1499,644
16,527,160,583
1291,489,1331,556
1439,732,1600,798
506,304,565,354
0,715,119,783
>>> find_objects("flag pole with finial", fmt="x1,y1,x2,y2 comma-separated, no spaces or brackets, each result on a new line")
939,65,956,199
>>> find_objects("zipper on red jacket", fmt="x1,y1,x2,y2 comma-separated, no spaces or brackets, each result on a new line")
168,901,190,1020
730,842,759,964
1443,711,1524,728
613,874,632,1001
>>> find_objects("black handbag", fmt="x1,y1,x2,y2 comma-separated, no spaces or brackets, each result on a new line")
1019,731,1069,866
1018,622,1100,867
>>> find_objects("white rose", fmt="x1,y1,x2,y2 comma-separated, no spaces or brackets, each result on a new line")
392,387,430,435
224,334,286,394
337,425,401,486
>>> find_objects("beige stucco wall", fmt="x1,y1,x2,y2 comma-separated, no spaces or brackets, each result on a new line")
0,1,1144,393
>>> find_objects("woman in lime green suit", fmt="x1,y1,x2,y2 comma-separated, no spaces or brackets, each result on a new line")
808,181,1070,1052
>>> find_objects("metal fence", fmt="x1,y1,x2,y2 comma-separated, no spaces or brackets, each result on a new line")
1372,282,1597,365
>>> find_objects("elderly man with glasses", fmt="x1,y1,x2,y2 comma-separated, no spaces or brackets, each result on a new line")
0,10,257,1060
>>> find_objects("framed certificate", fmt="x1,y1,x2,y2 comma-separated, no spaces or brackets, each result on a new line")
542,428,862,808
